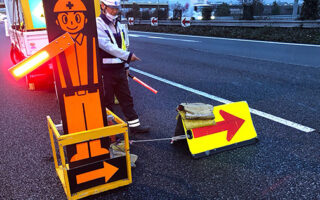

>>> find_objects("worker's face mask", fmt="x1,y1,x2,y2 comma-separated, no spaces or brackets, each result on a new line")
105,6,119,21
106,12,118,21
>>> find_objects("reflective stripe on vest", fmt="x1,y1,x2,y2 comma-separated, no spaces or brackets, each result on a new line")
121,29,126,51
103,58,123,64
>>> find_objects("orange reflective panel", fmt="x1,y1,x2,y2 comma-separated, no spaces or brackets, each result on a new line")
52,0,109,164
76,162,118,185
89,140,110,157
56,12,87,34
53,0,87,13
70,142,90,162
8,33,74,80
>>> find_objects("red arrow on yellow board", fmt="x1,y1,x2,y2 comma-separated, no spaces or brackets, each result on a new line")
76,162,118,185
192,110,245,141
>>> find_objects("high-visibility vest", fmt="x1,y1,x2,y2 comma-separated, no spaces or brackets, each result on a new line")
98,15,129,67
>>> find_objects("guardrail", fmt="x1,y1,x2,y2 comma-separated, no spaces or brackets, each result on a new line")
124,19,320,28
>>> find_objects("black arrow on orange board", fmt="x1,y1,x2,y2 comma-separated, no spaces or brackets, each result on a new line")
76,162,118,184
182,18,190,26
192,110,245,141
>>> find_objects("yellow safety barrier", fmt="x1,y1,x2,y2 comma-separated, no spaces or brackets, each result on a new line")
47,109,132,200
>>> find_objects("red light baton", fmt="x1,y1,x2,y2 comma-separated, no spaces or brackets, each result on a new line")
128,74,158,94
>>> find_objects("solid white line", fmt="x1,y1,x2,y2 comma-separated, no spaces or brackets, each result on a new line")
131,67,316,133
129,34,141,37
129,34,198,42
130,30,320,48
147,36,199,42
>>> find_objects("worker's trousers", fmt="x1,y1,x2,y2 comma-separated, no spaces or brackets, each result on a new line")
101,67,138,122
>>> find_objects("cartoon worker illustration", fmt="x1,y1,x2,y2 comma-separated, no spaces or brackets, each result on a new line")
53,0,109,164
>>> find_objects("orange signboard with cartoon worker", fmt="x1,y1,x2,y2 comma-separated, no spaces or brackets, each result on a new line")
42,0,109,168
7,0,131,195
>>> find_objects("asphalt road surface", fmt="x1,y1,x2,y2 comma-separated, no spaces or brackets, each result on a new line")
1,24,319,199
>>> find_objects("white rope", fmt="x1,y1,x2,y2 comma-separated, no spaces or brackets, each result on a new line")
130,137,173,144
130,135,186,144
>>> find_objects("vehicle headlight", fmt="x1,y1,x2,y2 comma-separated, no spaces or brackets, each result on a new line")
197,16,203,20
211,16,215,20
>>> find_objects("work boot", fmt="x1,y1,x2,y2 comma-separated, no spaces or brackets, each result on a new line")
130,125,150,134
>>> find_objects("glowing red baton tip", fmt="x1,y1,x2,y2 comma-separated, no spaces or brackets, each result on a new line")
133,77,158,94
130,75,158,94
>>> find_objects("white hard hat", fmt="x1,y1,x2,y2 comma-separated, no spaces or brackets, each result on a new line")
101,0,121,8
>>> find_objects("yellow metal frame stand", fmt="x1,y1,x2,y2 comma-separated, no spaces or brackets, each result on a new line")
47,109,132,200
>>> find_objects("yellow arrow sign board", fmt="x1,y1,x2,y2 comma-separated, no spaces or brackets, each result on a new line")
184,101,258,158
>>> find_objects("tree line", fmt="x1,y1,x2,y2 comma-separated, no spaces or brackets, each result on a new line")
125,3,168,20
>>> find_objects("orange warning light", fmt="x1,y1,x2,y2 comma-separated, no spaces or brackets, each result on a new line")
11,51,49,78
8,32,75,80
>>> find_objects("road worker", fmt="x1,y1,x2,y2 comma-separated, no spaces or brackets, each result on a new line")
97,0,150,134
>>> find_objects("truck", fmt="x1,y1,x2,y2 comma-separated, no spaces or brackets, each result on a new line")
169,0,215,20
4,0,52,90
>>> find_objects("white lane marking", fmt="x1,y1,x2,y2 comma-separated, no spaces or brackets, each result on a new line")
129,33,199,43
131,67,316,133
130,30,320,48
147,36,199,43
129,34,141,37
